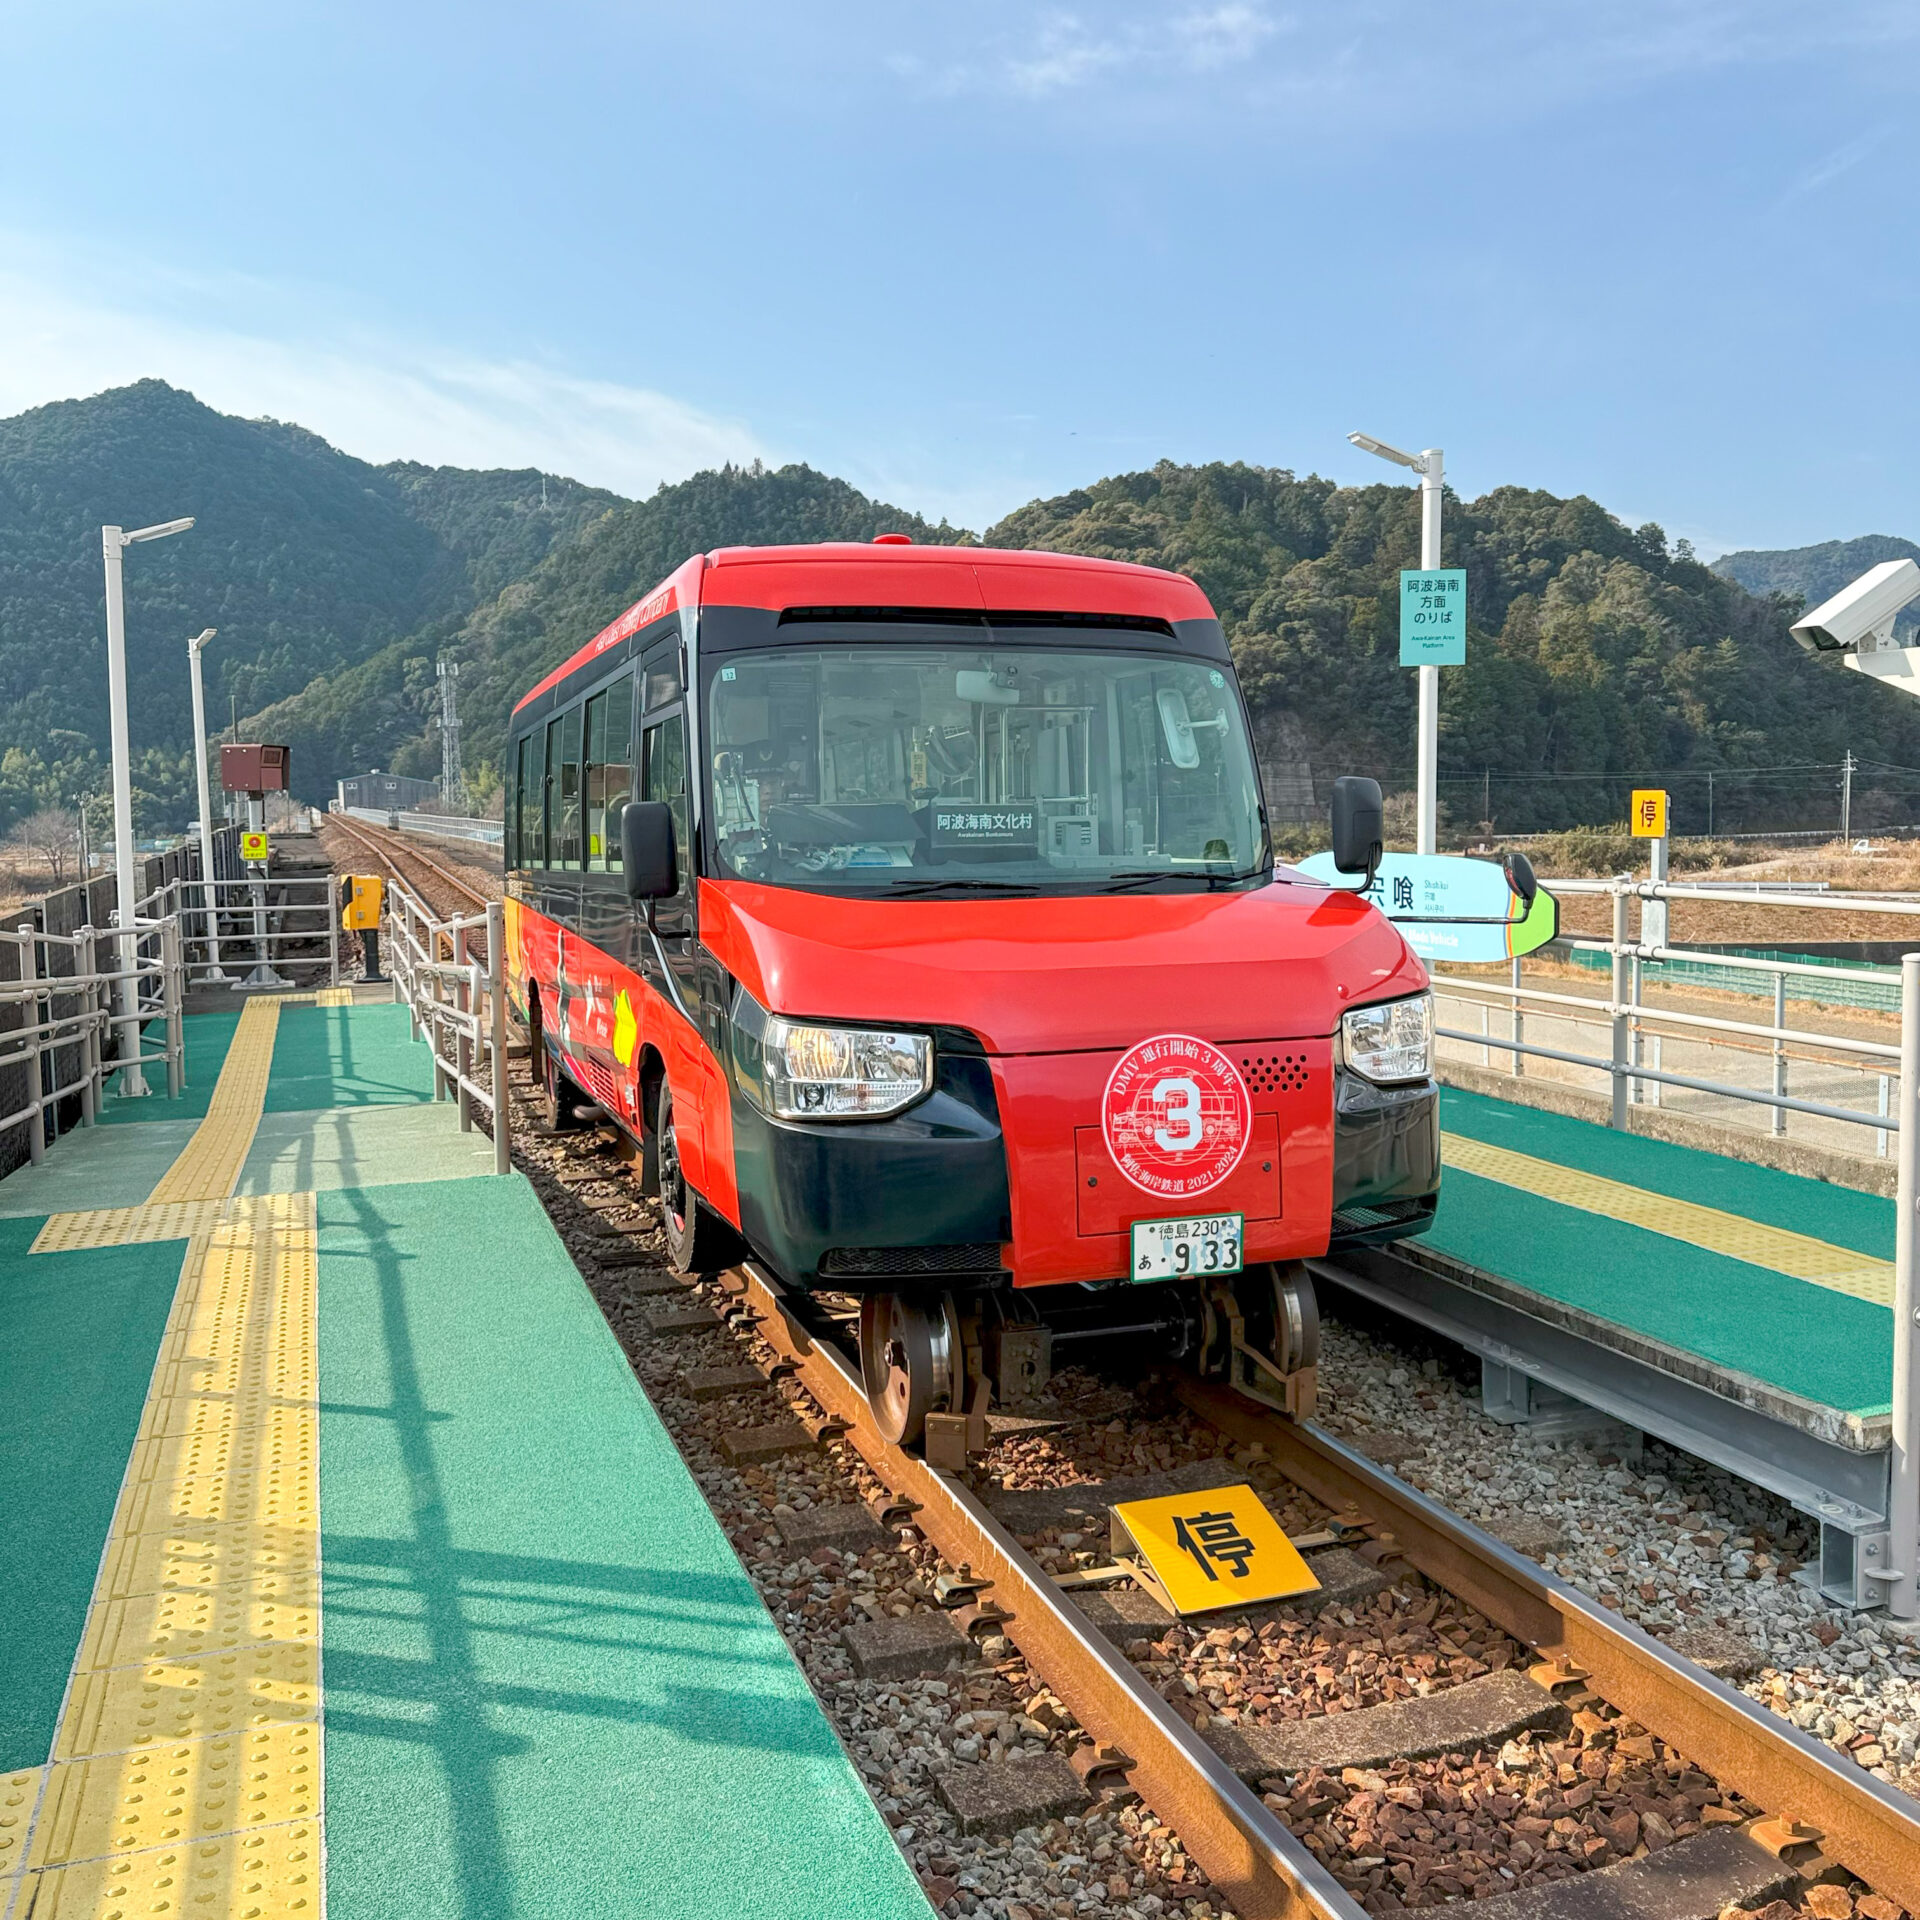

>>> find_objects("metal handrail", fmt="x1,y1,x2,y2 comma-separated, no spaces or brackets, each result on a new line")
382,880,511,1175
1434,872,1920,1140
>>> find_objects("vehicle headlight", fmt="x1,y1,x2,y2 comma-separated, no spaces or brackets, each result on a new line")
1341,993,1432,1084
747,1012,933,1119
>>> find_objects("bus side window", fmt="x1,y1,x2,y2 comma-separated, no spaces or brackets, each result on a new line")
511,732,533,869
585,676,634,872
643,642,682,712
555,706,583,868
642,709,691,923
543,715,563,867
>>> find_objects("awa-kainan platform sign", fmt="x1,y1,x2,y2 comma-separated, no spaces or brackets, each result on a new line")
1109,1483,1320,1615
1400,568,1467,666
1296,850,1559,965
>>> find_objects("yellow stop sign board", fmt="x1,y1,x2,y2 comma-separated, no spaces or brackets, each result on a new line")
1110,1483,1320,1616
241,830,270,863
1630,790,1668,839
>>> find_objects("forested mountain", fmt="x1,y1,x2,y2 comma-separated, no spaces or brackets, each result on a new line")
1714,534,1920,641
248,462,960,795
0,380,618,827
992,467,1920,834
6,380,1916,842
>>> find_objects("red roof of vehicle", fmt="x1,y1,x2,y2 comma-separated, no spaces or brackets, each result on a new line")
513,542,1215,714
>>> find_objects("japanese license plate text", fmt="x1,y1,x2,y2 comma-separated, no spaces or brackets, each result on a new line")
1130,1213,1244,1282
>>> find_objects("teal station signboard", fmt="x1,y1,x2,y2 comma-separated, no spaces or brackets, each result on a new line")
1400,568,1467,666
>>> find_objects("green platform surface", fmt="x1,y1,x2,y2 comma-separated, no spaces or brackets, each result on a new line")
1429,1089,1895,1418
0,1217,182,1770
99,1010,239,1124
268,1003,435,1113
0,1117,198,1217
239,1104,498,1195
1441,1086,1895,1259
316,1175,928,1920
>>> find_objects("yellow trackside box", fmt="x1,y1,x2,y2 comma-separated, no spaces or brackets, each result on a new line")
341,874,384,930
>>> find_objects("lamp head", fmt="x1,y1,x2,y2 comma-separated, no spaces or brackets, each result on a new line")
126,516,195,543
187,627,216,654
1348,430,1425,473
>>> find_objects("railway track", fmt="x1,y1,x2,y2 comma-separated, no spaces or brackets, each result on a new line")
500,1082,1920,1920
320,810,497,917
728,1269,1920,1920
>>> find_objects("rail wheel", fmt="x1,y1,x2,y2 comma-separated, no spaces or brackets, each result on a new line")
657,1087,743,1276
859,1291,963,1448
1242,1262,1320,1376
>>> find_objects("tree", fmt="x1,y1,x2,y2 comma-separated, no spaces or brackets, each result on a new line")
8,808,80,888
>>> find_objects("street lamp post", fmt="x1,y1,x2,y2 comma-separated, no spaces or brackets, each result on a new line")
1349,432,1444,856
102,517,194,1096
186,628,227,982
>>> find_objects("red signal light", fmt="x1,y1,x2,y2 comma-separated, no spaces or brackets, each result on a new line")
872,532,912,545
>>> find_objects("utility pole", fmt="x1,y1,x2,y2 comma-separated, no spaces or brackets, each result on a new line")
437,657,465,815
1842,749,1855,844
1707,769,1714,838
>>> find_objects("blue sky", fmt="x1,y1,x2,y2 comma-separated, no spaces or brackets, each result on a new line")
2,1,1915,552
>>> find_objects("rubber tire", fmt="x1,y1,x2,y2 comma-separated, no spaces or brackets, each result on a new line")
541,1041,587,1132
657,1087,744,1277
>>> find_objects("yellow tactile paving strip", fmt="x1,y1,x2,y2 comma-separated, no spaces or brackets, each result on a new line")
6,995,326,1920
146,997,285,1207
1441,1130,1897,1306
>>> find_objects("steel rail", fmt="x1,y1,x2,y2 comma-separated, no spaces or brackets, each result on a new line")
1177,1373,1920,1914
324,811,492,915
737,1263,1365,1920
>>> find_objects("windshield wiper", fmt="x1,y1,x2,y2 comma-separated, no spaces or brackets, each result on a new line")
883,877,1043,898
1097,869,1248,894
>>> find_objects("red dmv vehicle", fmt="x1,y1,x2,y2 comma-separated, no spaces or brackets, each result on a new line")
505,539,1439,1443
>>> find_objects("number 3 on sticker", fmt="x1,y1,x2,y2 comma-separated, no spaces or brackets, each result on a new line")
1153,1075,1202,1152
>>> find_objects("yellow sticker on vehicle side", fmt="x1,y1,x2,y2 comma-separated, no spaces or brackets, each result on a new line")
1110,1483,1320,1616
613,988,638,1067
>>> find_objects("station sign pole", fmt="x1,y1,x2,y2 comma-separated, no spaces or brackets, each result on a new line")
1350,433,1461,856
1630,789,1670,953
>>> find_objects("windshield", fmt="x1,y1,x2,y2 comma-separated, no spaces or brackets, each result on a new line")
706,637,1270,893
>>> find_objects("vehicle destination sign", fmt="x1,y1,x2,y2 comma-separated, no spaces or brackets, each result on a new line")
1101,1033,1251,1199
1130,1212,1243,1283
1399,568,1467,665
1109,1483,1322,1616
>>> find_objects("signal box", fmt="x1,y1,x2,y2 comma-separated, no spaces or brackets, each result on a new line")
221,744,290,795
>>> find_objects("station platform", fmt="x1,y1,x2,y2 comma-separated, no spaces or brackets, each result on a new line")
1319,1086,1899,1602
0,993,927,1919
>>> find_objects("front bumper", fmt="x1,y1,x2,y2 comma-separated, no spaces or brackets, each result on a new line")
729,1053,1012,1291
1329,1068,1440,1247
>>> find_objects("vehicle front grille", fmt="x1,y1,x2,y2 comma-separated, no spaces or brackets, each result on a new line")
819,1243,1004,1278
1329,1196,1434,1242
1239,1050,1310,1095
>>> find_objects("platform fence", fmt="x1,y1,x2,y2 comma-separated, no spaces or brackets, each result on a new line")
1434,875,1920,1619
385,879,512,1175
178,873,341,990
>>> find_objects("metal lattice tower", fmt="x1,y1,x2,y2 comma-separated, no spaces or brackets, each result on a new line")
437,658,466,814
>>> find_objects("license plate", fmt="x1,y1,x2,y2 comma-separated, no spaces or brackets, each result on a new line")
1129,1213,1244,1282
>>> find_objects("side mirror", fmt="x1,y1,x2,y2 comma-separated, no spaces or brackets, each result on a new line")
621,800,677,900
1330,775,1383,886
1503,850,1538,906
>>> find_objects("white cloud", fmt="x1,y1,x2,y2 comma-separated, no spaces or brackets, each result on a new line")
1171,4,1283,70
0,256,765,497
1005,14,1131,97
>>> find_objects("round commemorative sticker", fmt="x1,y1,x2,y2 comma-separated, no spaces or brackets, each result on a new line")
1101,1033,1251,1200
